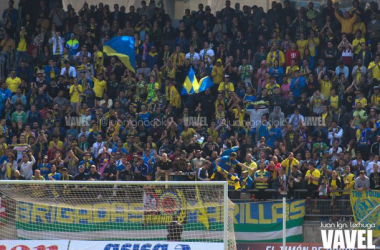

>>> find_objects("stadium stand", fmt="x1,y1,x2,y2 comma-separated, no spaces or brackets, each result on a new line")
0,0,380,223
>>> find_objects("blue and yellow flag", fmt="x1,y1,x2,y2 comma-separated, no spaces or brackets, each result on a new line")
103,36,135,72
181,68,214,95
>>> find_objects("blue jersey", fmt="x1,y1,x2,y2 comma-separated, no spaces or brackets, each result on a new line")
38,163,51,179
140,163,153,177
117,164,127,172
139,112,150,124
217,126,229,140
376,121,380,136
240,176,253,191
48,172,61,180
218,156,238,171
258,124,270,139
221,146,239,157
267,127,282,148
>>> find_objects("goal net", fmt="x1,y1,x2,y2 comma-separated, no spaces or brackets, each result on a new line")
0,180,236,250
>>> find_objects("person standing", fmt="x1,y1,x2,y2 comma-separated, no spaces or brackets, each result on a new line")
167,215,183,241
354,170,370,193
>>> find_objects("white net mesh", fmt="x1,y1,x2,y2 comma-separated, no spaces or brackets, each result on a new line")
0,181,236,250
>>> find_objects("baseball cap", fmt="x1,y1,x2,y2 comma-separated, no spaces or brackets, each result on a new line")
359,170,365,174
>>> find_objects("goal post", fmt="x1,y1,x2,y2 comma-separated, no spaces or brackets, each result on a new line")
0,180,236,250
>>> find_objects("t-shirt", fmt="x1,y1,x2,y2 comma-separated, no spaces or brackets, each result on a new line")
218,156,238,172
218,82,235,92
320,80,332,99
180,128,196,145
147,82,159,100
48,172,61,180
352,38,365,54
265,83,280,95
6,77,21,93
17,33,27,52
254,169,270,189
48,140,63,150
93,78,106,98
11,111,27,124
308,38,319,56
355,127,372,146
368,62,380,80
329,95,339,113
243,161,257,177
354,97,367,108
297,40,308,59
70,84,83,103
305,169,320,186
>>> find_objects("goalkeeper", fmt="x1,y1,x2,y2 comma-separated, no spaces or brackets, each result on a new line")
212,152,246,190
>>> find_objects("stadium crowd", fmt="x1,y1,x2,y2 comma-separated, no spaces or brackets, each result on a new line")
0,0,380,207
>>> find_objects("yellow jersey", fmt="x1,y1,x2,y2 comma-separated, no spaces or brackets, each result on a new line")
266,50,285,66
70,84,83,103
355,97,367,108
168,85,181,108
320,80,332,99
6,77,21,93
329,95,339,114
265,83,280,95
297,40,308,59
243,161,257,177
17,33,27,52
342,173,355,195
352,38,365,54
330,179,341,196
371,93,380,106
368,61,380,80
308,38,320,57
232,108,245,127
93,78,106,98
218,82,234,93
286,66,300,78
48,140,63,150
305,169,320,186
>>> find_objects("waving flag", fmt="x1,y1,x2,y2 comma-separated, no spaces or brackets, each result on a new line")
181,68,214,95
103,36,135,72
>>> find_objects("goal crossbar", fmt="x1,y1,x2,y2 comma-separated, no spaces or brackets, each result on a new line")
0,180,228,186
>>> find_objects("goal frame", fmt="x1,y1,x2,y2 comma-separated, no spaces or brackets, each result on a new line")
0,180,229,250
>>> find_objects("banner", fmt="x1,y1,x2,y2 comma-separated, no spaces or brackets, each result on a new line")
350,190,380,237
69,240,223,250
0,240,69,249
14,192,306,243
234,200,305,242
15,189,224,241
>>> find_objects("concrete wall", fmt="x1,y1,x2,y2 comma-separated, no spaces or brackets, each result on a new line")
303,222,323,243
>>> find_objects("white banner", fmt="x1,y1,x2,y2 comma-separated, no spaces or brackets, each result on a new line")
69,241,224,250
0,240,70,249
